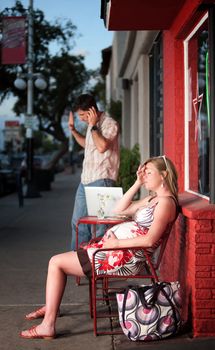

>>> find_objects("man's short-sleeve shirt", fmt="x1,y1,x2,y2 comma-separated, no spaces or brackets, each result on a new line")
81,112,119,184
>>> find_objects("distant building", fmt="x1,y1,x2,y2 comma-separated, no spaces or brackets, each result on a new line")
0,117,24,152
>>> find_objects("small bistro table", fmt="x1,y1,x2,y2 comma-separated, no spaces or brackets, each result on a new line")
75,215,127,284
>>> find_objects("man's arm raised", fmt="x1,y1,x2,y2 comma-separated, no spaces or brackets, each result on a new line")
68,111,85,148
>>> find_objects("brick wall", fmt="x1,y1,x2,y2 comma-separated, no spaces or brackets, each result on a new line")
163,30,185,193
162,0,215,337
160,192,215,337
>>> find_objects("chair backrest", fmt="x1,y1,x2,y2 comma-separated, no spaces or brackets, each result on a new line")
153,216,178,270
153,231,171,270
154,199,181,268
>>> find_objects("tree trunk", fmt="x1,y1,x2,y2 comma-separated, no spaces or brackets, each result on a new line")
45,140,69,170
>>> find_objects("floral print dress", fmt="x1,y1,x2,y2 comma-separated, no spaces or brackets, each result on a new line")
84,198,170,276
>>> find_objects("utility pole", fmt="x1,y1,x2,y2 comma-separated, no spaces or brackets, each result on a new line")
25,0,40,197
14,0,47,197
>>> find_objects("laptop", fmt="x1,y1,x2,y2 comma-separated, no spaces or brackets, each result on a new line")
84,186,123,218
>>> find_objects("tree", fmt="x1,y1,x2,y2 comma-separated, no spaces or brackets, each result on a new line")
0,1,94,167
90,74,122,128
90,70,106,109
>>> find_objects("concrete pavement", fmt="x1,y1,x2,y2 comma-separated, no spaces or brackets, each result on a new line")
0,168,214,350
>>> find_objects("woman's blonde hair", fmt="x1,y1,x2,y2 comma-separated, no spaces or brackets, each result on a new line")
144,156,178,200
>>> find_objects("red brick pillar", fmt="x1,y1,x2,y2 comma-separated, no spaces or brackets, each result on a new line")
160,192,215,337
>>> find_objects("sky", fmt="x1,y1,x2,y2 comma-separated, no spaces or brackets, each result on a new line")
0,0,113,118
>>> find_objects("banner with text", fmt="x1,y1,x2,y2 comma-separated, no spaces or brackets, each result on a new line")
1,16,26,64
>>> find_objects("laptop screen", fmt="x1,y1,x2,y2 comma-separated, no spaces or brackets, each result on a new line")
84,186,123,218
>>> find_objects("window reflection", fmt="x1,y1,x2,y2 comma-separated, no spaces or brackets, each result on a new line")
188,20,209,196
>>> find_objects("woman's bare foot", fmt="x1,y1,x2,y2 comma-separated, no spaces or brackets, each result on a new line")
25,306,60,320
25,306,46,320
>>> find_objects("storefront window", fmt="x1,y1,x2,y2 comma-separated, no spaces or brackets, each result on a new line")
185,15,209,196
149,33,163,157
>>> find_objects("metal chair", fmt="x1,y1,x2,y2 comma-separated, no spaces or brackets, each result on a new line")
75,216,126,285
89,229,173,336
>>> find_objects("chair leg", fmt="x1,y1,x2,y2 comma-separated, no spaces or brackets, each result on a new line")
75,221,82,286
76,276,81,285
102,277,110,306
89,280,93,318
92,277,98,336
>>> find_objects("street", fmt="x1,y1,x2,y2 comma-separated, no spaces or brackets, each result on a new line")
0,169,214,350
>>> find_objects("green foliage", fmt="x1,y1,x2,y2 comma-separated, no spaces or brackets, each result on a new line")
0,1,92,145
32,130,59,153
116,144,140,196
90,83,122,127
41,139,60,154
89,72,106,109
108,99,122,127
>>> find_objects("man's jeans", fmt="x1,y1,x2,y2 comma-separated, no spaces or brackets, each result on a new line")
71,178,115,250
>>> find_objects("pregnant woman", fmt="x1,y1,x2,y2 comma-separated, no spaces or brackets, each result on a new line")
20,155,179,340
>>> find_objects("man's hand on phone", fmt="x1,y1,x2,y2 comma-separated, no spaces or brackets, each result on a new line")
87,107,99,126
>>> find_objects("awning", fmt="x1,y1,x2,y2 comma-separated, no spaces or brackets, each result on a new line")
100,0,187,30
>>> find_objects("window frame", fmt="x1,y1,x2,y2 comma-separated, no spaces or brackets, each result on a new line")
184,12,209,200
149,32,163,157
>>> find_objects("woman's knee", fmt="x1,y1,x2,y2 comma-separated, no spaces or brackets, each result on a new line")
48,253,62,269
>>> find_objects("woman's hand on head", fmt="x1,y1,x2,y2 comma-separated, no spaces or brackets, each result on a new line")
136,164,145,185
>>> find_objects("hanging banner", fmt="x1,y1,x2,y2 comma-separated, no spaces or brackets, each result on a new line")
1,16,26,64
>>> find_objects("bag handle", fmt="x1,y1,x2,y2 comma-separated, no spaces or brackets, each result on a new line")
142,282,179,336
121,284,153,339
120,282,180,339
153,282,179,335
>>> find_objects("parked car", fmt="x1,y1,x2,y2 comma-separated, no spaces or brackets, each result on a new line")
10,152,26,172
11,153,51,171
0,154,17,196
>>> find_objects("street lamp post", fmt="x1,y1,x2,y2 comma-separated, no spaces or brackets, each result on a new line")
25,0,37,197
14,0,47,197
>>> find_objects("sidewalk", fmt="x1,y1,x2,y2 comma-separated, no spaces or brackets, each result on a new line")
0,169,214,350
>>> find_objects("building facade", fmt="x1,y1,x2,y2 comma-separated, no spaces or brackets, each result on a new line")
101,0,215,337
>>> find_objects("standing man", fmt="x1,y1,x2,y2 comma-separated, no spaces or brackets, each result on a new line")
69,94,120,250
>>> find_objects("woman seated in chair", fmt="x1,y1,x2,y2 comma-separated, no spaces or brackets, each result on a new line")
20,155,179,339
